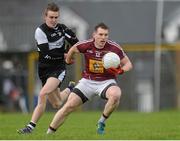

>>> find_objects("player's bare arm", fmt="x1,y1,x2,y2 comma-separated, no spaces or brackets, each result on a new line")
120,56,133,72
65,45,79,64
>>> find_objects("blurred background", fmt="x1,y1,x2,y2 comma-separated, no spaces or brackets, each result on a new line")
0,0,180,113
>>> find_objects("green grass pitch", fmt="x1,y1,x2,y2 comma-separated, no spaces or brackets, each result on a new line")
0,110,180,140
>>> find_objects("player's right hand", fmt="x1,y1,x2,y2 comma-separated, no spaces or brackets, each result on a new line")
65,58,74,65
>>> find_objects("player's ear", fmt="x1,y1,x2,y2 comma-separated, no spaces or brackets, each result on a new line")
92,31,96,38
43,13,47,22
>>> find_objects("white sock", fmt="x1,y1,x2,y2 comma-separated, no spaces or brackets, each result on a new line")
98,114,108,123
46,126,56,134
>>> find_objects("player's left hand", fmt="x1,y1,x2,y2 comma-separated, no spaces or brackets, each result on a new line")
107,66,124,75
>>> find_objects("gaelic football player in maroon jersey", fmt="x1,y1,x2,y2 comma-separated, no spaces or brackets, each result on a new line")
47,22,133,134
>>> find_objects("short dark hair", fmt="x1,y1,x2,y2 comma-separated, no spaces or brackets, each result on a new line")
94,23,109,31
44,2,59,15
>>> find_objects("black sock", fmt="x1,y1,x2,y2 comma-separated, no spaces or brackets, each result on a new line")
49,126,56,132
98,113,109,123
103,113,109,119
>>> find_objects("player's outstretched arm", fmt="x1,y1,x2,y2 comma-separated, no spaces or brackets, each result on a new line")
65,45,79,65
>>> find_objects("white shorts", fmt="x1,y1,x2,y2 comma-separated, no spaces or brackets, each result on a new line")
74,78,117,101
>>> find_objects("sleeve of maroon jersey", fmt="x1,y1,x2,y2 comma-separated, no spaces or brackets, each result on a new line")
117,48,126,60
76,40,91,53
111,44,126,61
76,44,86,53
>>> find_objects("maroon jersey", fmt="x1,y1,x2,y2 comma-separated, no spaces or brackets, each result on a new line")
76,39,126,81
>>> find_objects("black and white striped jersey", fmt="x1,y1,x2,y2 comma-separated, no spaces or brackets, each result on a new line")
35,23,78,67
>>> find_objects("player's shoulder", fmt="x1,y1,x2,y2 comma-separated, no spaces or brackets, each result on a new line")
58,23,68,30
107,40,123,50
35,26,45,36
35,23,49,35
76,38,94,46
107,39,120,47
34,25,47,40
38,23,47,30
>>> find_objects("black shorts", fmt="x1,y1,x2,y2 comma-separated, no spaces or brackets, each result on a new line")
38,65,66,87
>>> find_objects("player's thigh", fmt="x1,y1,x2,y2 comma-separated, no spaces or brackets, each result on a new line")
41,77,60,94
64,92,83,109
98,79,119,99
105,85,121,100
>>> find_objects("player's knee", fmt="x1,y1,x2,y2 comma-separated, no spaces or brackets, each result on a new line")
63,103,76,113
38,92,47,104
39,90,47,98
109,92,121,104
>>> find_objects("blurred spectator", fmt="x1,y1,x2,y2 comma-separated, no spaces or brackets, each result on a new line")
3,78,28,113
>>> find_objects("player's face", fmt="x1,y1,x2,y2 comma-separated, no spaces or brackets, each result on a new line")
45,10,59,28
93,27,109,49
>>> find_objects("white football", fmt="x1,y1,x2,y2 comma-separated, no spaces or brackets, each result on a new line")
102,52,120,69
